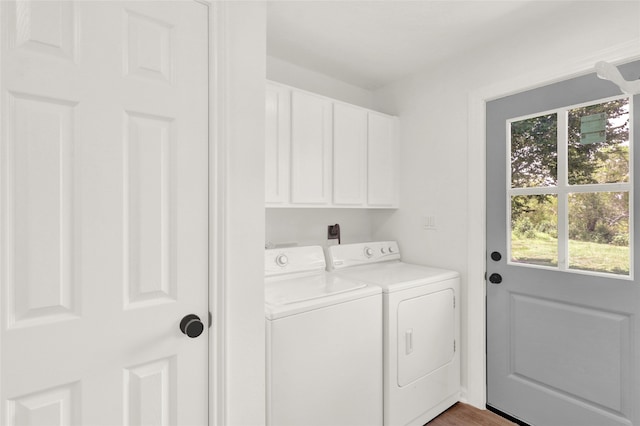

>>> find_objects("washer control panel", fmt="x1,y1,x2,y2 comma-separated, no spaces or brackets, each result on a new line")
328,241,400,270
275,254,289,267
265,246,326,277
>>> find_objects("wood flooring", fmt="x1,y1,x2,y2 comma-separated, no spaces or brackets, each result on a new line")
426,403,516,426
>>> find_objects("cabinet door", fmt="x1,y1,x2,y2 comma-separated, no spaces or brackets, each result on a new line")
368,113,398,206
397,289,455,387
290,91,332,205
265,84,291,204
333,103,367,206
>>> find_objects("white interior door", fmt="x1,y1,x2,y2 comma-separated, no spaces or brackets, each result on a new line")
1,1,209,424
486,62,640,425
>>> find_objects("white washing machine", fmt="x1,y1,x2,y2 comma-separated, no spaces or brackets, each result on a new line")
327,241,460,426
265,245,383,426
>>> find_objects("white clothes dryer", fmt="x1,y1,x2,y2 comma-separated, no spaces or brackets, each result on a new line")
265,246,383,426
327,241,460,426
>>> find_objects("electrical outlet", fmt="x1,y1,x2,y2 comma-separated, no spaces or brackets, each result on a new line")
328,224,341,244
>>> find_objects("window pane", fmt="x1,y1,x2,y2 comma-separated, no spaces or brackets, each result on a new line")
510,113,557,188
568,99,630,185
511,194,558,267
568,192,629,275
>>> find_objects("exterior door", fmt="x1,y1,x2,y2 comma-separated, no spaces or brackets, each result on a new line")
0,1,209,425
487,61,640,425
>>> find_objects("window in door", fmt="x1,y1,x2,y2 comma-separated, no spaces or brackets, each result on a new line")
508,96,632,277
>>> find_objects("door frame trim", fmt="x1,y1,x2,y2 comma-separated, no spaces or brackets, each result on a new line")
206,1,225,425
465,39,640,408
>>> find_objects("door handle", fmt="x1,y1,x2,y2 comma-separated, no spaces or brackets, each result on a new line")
405,329,413,355
180,314,204,338
489,273,503,284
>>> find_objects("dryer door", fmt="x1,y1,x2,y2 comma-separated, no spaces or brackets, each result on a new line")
397,288,455,386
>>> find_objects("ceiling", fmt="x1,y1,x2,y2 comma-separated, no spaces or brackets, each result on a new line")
266,1,608,90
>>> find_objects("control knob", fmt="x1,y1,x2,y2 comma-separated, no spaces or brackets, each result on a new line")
364,247,374,258
275,254,288,267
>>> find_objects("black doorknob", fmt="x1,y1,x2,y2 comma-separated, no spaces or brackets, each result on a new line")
489,273,503,284
180,314,204,338
490,251,502,261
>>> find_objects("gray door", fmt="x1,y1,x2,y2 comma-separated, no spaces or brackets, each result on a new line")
487,61,640,426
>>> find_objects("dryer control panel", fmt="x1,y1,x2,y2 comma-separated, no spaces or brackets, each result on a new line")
327,241,401,270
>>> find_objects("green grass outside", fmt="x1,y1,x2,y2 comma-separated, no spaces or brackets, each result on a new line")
511,233,630,275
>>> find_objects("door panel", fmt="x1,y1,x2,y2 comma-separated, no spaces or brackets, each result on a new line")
125,112,177,307
1,2,209,425
511,294,628,412
8,93,77,327
486,61,640,426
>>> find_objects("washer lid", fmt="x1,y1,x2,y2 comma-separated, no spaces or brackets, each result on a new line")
265,272,379,320
334,262,459,293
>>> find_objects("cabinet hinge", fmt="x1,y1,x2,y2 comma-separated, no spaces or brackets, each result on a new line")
454,340,456,352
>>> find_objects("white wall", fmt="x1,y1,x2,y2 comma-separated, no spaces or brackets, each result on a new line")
267,56,376,109
372,1,640,407
217,2,266,425
265,57,395,247
266,208,382,248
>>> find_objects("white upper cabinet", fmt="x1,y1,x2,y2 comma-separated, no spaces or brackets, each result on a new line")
265,81,398,208
333,103,367,206
265,84,291,204
368,112,399,207
290,90,333,205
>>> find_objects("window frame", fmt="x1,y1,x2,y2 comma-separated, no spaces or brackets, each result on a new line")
506,94,634,280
